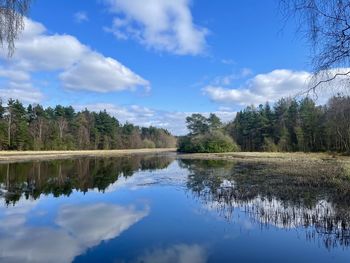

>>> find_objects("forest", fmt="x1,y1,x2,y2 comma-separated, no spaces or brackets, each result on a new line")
1,95,349,154
179,95,350,154
0,99,176,150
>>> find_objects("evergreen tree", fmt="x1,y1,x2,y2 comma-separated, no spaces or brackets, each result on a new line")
226,95,350,154
0,98,177,151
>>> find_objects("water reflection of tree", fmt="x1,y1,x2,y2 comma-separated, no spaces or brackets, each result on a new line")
181,159,350,250
0,154,174,205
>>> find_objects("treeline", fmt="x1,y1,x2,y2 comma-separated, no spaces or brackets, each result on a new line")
0,99,176,150
227,95,350,153
178,95,350,154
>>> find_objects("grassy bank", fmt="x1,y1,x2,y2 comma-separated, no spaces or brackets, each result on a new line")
0,148,177,163
2,150,349,164
178,152,350,180
2,150,350,176
178,151,350,163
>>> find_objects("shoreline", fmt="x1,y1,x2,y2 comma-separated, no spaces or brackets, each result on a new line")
177,152,350,164
177,152,350,179
0,148,177,163
0,149,349,165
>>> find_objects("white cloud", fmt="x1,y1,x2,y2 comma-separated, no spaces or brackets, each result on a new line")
204,85,264,106
14,36,87,72
60,53,150,92
104,0,208,55
0,68,30,82
74,11,89,23
0,19,87,72
0,82,43,103
0,18,149,101
204,69,350,106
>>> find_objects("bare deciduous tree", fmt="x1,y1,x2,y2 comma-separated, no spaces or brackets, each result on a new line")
57,117,67,140
281,0,350,90
0,0,31,56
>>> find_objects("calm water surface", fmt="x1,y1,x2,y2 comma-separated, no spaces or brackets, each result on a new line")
0,153,350,262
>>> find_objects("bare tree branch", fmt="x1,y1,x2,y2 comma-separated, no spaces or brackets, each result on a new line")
310,71,350,91
0,0,31,56
281,0,350,91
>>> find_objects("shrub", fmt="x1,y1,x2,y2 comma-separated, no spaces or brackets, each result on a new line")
203,131,240,153
177,135,195,153
177,131,240,153
143,139,156,148
262,138,278,152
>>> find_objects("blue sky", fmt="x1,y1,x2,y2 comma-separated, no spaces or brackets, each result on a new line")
0,0,322,134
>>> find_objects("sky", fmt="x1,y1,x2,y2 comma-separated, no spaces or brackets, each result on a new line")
0,0,340,134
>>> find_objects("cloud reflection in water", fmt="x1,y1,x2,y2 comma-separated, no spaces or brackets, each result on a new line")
0,202,149,263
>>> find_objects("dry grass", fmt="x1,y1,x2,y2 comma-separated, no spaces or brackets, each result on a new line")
178,151,350,164
179,152,350,182
1,150,349,168
0,148,177,163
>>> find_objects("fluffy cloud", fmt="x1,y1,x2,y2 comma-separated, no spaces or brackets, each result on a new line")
0,19,87,71
204,69,350,106
14,37,87,72
105,0,208,55
204,69,310,106
0,18,149,102
0,82,43,103
59,53,149,92
75,103,236,135
0,68,30,82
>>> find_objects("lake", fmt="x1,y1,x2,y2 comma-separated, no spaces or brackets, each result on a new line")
0,153,350,263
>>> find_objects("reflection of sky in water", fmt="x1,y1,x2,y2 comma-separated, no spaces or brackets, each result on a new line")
0,199,149,263
0,159,349,262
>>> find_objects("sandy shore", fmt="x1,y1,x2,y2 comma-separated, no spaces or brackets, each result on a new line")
0,148,177,163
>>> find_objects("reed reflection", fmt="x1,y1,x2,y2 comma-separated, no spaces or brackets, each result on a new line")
181,159,350,249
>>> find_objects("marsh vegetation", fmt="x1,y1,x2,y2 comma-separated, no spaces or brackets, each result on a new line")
181,158,350,249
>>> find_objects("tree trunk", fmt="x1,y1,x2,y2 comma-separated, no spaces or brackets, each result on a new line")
7,111,11,147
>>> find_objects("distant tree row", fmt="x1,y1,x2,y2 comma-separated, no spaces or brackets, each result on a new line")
0,99,176,150
226,95,350,153
178,95,350,154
